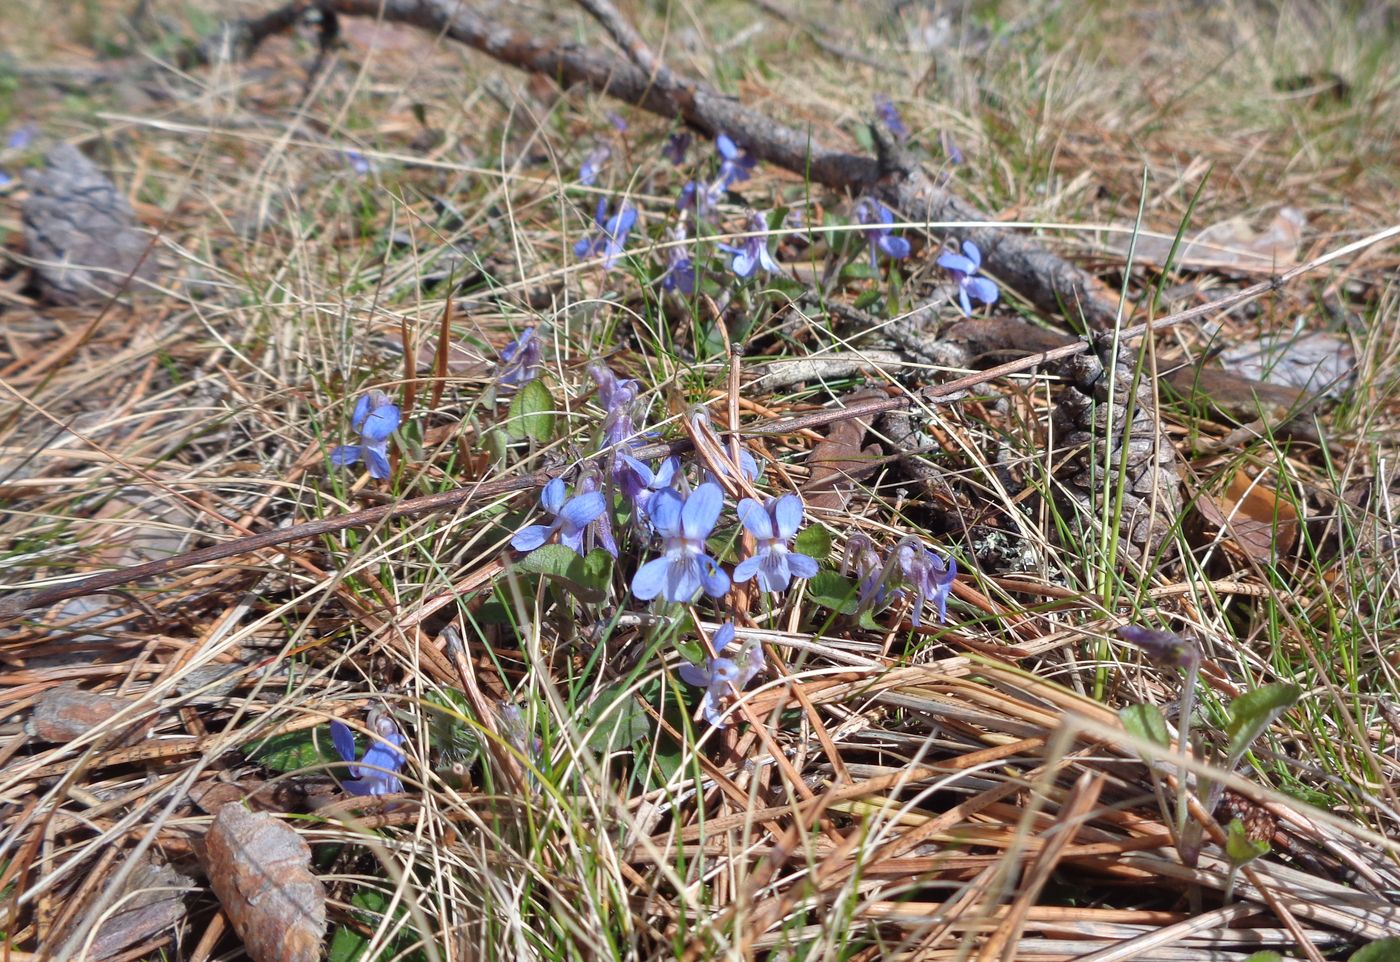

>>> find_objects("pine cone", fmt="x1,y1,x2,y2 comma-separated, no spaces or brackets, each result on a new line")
1050,350,1183,564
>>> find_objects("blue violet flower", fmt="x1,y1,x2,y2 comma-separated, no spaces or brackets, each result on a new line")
854,198,912,270
512,478,607,556
662,226,697,295
677,623,765,727
330,390,400,480
937,241,999,316
715,133,756,188
575,198,638,270
329,710,406,796
894,539,957,626
722,213,781,278
497,327,541,388
734,495,819,592
579,144,610,186
874,95,909,142
632,483,730,602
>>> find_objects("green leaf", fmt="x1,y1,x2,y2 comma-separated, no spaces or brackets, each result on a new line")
1240,953,1283,962
1120,704,1171,748
582,686,652,752
578,548,614,593
794,525,832,563
1225,818,1270,866
852,124,875,152
248,729,337,773
808,570,859,614
1225,683,1301,767
514,544,610,603
1352,939,1400,962
506,378,555,441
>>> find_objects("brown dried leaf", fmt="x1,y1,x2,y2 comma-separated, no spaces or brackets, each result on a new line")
1105,207,1305,273
1197,470,1299,562
205,805,326,962
86,859,190,961
27,683,152,746
1220,329,1355,398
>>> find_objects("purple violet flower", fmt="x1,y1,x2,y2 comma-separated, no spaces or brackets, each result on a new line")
330,390,401,480
329,710,406,796
842,533,891,611
344,149,372,176
677,623,765,727
607,112,628,132
631,483,730,602
874,95,909,142
575,198,638,270
589,362,640,450
620,455,681,521
721,213,782,278
715,133,756,188
1118,625,1201,673
662,226,697,295
663,131,691,165
941,131,964,165
579,144,610,186
6,125,36,151
497,326,541,388
894,539,957,626
575,467,618,558
512,477,607,556
734,495,820,593
937,241,999,316
677,179,724,221
853,199,912,271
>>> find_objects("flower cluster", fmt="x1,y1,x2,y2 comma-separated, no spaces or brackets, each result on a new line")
841,534,958,627
576,198,638,270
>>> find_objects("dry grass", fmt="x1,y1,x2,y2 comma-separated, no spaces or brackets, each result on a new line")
1,0,1399,959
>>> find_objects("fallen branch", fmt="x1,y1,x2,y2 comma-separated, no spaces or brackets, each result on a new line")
193,0,1120,326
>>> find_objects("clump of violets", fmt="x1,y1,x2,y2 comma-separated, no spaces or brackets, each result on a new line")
511,478,606,556
678,623,766,727
722,212,781,278
734,495,819,593
853,199,911,271
330,390,400,480
329,709,406,796
632,483,730,602
937,240,999,316
874,95,909,142
575,198,637,270
497,327,540,388
894,538,957,626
